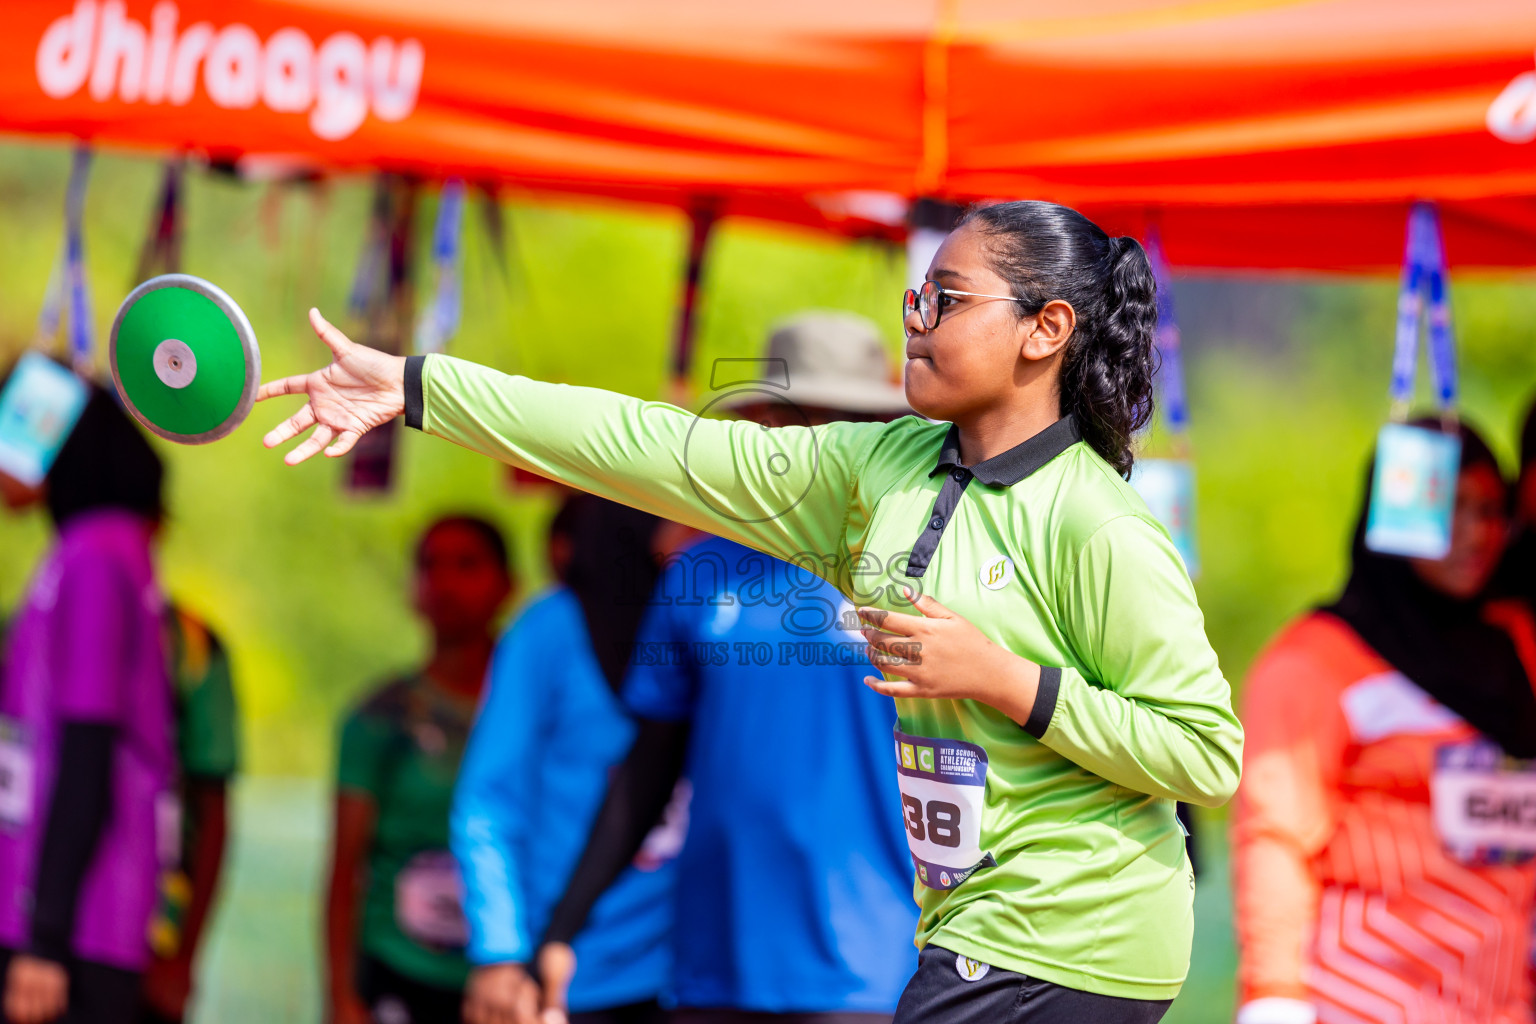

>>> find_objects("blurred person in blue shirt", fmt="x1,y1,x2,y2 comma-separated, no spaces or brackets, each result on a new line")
454,495,681,1024
534,314,920,1024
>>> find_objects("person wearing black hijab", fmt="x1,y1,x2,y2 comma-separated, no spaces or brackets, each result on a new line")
1328,422,1536,758
1491,394,1536,606
1234,419,1536,1024
454,495,675,1024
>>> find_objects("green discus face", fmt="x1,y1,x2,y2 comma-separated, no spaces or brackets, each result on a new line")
110,274,260,444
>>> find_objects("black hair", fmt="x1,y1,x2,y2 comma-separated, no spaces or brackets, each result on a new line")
553,493,661,692
46,386,165,528
1519,394,1536,470
548,498,578,545
957,201,1157,478
416,515,511,573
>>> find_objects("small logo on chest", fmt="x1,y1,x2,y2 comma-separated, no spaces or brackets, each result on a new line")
978,555,1014,590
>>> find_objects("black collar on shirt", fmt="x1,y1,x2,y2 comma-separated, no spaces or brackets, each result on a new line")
928,414,1083,487
904,414,1083,580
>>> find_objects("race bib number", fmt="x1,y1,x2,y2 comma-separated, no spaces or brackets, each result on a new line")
395,850,469,949
0,719,35,830
894,727,993,890
1431,740,1536,864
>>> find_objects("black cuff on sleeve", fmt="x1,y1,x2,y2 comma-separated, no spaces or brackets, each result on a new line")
1022,666,1061,739
403,355,426,431
30,721,117,961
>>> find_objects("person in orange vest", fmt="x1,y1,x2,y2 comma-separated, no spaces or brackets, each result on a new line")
1235,420,1536,1024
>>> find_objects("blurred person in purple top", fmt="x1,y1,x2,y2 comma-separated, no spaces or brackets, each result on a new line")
0,385,175,1024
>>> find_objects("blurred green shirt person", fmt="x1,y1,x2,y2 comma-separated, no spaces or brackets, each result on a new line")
142,606,240,1024
324,516,512,1024
335,673,477,990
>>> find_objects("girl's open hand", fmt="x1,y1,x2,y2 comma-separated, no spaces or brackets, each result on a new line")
258,309,407,464
859,587,1041,725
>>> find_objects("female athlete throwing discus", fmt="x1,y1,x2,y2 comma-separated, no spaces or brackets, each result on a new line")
260,201,1243,1024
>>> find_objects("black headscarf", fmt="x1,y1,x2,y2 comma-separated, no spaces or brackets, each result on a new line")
551,494,661,692
46,386,164,528
1490,397,1536,600
1324,420,1536,758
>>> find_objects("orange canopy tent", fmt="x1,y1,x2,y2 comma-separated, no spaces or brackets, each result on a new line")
4,0,1536,269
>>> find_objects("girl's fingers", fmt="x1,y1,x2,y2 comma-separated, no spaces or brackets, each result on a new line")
309,308,354,359
856,605,922,636
284,424,334,466
866,644,921,670
862,630,924,666
864,675,921,698
325,429,362,458
256,374,312,402
263,405,316,448
904,586,957,619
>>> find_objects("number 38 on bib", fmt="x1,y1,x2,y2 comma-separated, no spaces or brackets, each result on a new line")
894,727,995,889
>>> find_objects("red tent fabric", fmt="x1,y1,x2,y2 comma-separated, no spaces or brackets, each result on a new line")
4,0,1536,268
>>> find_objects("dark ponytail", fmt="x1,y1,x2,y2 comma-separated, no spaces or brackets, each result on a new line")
957,201,1157,478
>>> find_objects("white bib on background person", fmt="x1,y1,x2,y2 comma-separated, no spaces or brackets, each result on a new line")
1432,740,1536,863
395,850,469,947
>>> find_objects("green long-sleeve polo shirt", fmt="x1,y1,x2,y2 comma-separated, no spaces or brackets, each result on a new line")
404,354,1243,1000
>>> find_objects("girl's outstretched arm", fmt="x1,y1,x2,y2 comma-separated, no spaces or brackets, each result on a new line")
261,309,880,572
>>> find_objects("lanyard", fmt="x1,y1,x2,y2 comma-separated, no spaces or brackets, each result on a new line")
64,148,93,368
349,176,392,319
670,200,719,399
135,159,184,281
415,179,465,354
37,148,93,366
1142,227,1188,435
1390,202,1457,418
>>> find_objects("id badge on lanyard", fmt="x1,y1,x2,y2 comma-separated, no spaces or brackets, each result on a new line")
894,727,994,890
1130,458,1198,577
1431,740,1536,865
1365,202,1461,560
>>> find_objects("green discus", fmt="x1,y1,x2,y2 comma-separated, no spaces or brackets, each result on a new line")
110,274,260,444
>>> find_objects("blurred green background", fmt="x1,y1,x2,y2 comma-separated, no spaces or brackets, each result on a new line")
3,142,1536,1022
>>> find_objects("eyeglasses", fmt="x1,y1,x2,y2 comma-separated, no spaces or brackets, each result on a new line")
902,280,1020,331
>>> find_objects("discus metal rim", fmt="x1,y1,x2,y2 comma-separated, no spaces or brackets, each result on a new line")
109,273,261,445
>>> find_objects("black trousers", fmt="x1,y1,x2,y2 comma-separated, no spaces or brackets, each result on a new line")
358,955,464,1024
892,945,1172,1024
0,946,142,1024
357,957,666,1024
571,1001,669,1024
674,1011,889,1024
